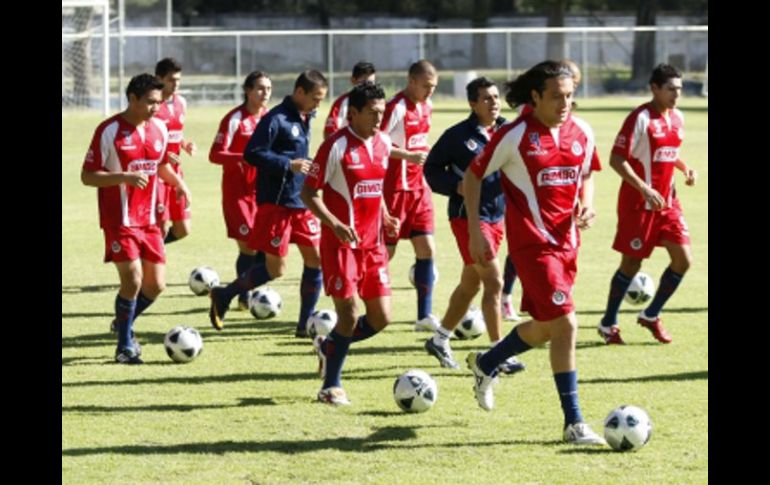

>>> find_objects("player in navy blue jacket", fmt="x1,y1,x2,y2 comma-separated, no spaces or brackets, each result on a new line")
422,76,525,374
209,70,328,337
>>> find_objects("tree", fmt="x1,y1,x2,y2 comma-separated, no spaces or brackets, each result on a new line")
631,0,658,85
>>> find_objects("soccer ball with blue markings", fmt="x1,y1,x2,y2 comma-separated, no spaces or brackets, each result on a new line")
188,266,220,296
248,287,282,320
408,264,439,288
604,405,653,452
625,272,655,305
164,326,203,363
453,307,485,340
393,369,438,413
307,309,337,339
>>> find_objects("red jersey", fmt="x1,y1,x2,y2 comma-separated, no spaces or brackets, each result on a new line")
612,103,684,211
381,91,432,191
323,92,350,139
155,94,187,157
82,115,169,228
305,127,391,250
470,112,599,252
209,104,269,191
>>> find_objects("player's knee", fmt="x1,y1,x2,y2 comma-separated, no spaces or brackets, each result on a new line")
481,275,503,296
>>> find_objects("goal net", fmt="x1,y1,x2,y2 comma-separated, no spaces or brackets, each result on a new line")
62,0,110,114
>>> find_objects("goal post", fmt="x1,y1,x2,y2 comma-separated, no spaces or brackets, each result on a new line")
62,0,110,116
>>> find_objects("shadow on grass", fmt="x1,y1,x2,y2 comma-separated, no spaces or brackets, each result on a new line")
62,370,319,387
62,397,276,414
577,306,707,317
580,370,707,384
62,283,190,294
62,427,561,456
575,341,659,349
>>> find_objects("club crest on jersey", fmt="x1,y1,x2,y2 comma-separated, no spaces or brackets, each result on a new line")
551,290,566,305
630,238,643,250
354,180,383,198
239,224,249,235
571,140,583,156
291,124,300,137
537,166,579,186
111,241,122,253
465,138,478,152
157,204,166,214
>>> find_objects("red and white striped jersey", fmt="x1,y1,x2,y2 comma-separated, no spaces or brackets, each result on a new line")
381,90,432,191
82,114,169,228
209,104,269,190
612,103,685,211
305,127,391,250
323,92,350,139
154,93,187,157
470,112,599,251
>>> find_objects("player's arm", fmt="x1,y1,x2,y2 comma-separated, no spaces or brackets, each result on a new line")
674,159,697,186
158,163,192,206
300,185,358,244
81,168,148,189
609,153,666,210
423,132,461,196
380,198,400,235
244,116,292,172
390,147,428,165
208,116,244,166
577,173,596,230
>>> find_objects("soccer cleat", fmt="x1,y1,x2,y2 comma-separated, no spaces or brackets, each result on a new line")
466,352,498,411
312,335,327,379
563,422,607,446
501,296,522,322
497,355,526,375
424,338,460,369
208,286,230,331
317,386,351,406
637,312,672,343
597,325,625,345
415,314,441,332
237,297,249,311
295,326,309,338
114,347,143,365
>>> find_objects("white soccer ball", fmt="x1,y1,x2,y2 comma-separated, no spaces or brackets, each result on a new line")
625,272,655,305
249,287,283,319
307,309,337,339
408,263,439,288
188,266,220,296
604,405,653,452
163,325,203,363
453,307,485,340
393,369,438,413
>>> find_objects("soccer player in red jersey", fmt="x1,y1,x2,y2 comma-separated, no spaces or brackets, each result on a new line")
323,61,376,140
380,60,440,332
208,71,272,310
154,58,196,244
81,73,191,364
301,81,399,405
463,61,605,445
597,63,697,345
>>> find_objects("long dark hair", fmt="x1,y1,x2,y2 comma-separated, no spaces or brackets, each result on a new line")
504,60,573,109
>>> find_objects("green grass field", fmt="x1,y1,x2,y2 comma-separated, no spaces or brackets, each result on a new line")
62,96,708,484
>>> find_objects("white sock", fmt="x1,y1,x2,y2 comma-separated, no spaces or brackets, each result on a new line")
432,326,452,347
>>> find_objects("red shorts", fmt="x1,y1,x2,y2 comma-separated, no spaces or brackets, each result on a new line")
249,204,321,256
612,198,690,259
321,244,391,300
450,218,504,265
223,190,257,242
384,188,434,245
103,225,165,264
510,245,577,322
156,164,191,223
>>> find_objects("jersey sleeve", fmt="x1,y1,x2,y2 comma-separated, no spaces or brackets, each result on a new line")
208,110,244,166
611,110,642,160
82,123,112,172
323,99,342,139
423,130,460,196
306,135,342,190
469,123,520,179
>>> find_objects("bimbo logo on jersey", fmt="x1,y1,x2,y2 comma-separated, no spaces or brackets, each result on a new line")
537,166,579,187
653,146,679,162
353,180,383,198
127,159,158,174
407,133,428,149
168,131,184,143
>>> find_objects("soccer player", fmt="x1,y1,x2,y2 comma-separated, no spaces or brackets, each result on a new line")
381,59,440,332
323,61,376,139
301,81,399,405
422,76,525,375
463,61,605,445
597,63,697,345
81,73,191,364
208,70,328,338
154,58,196,244
208,71,272,310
